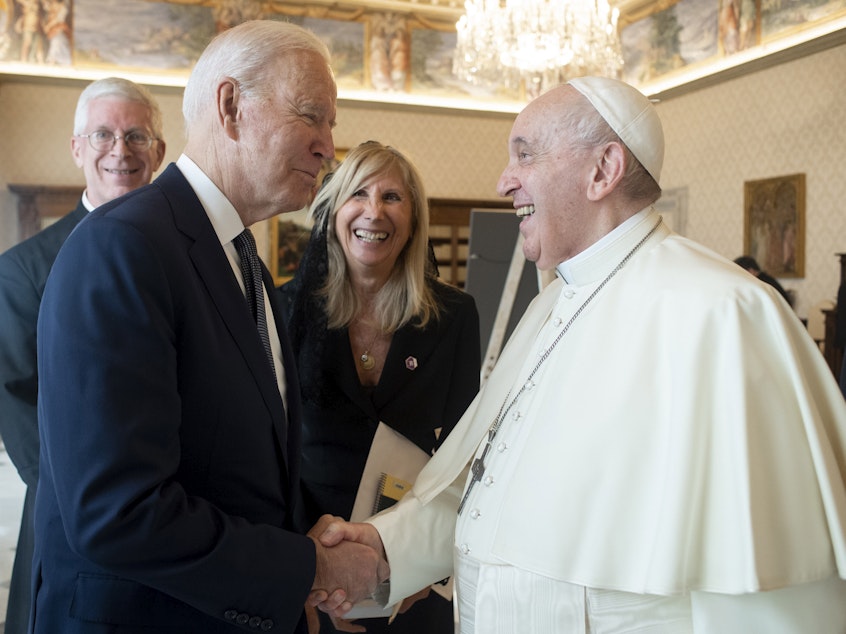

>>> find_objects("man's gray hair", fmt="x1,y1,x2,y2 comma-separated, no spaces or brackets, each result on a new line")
74,77,164,139
182,20,331,127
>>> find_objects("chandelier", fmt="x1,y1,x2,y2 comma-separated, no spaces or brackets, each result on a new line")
453,0,624,99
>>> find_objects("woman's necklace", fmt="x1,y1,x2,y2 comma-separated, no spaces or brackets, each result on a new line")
358,329,380,371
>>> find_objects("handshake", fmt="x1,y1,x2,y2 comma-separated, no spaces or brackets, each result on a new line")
307,514,390,616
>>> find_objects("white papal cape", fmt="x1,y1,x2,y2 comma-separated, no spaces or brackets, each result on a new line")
369,210,846,607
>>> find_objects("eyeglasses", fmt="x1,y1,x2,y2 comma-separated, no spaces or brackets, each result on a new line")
77,130,157,152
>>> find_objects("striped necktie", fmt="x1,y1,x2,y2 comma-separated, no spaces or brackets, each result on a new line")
233,228,276,380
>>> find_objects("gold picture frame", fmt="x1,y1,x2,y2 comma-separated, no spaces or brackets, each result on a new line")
743,173,805,278
270,150,347,287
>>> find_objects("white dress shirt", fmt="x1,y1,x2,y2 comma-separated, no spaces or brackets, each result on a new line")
176,154,286,403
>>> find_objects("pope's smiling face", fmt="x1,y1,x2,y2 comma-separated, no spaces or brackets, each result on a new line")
334,166,413,282
496,86,600,270
71,96,165,207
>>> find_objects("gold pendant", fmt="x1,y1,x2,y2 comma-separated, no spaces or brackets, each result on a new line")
360,352,375,371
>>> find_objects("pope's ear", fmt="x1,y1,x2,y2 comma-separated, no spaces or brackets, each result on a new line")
587,141,625,201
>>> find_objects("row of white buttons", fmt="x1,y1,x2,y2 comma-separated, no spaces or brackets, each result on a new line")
540,287,577,356
459,437,509,555
458,291,570,557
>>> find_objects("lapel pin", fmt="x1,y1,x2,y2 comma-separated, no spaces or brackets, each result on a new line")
405,356,418,371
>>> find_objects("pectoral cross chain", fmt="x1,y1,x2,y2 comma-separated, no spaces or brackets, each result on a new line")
457,435,492,515
454,217,664,519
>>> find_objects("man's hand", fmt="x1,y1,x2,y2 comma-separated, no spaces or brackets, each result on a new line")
318,517,385,557
307,515,389,614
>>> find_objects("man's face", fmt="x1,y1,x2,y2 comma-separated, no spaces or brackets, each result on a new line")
496,87,596,270
231,50,337,222
71,97,165,207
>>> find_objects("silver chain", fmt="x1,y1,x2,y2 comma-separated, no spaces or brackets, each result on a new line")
486,216,662,440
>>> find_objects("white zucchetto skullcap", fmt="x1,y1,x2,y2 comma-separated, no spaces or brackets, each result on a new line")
567,76,664,184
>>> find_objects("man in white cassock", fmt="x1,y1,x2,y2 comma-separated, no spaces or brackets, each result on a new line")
311,76,846,633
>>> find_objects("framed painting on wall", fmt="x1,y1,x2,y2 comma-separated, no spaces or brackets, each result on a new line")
743,172,805,278
270,215,312,288
269,150,347,287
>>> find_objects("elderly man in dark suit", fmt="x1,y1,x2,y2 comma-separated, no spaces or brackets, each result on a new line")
0,76,165,634
32,20,386,634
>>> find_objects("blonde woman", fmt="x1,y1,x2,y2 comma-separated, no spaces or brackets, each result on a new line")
281,141,480,633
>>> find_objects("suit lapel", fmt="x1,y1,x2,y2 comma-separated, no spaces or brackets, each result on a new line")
374,321,435,408
160,165,289,460
331,319,439,422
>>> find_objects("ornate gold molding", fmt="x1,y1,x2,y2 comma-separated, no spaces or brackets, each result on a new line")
147,0,463,27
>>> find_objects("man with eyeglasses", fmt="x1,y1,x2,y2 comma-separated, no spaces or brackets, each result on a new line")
0,76,165,634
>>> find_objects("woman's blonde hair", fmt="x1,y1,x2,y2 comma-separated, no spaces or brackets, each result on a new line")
309,141,440,332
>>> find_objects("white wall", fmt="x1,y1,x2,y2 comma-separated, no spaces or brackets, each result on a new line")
655,43,846,318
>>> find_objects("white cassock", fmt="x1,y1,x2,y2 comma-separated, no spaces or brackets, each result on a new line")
369,208,846,632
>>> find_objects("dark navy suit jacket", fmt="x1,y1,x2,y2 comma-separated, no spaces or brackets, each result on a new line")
0,202,87,634
33,164,312,633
